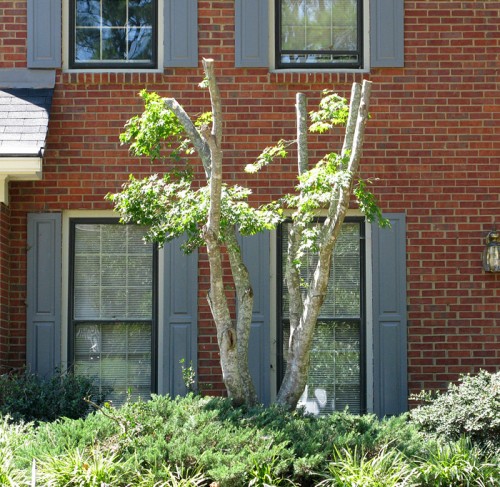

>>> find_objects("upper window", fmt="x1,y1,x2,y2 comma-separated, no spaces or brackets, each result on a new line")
276,0,363,69
69,0,157,69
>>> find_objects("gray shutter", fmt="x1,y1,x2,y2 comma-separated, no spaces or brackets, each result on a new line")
27,0,61,68
241,232,271,405
164,0,198,68
370,0,404,67
372,213,408,416
26,213,61,378
162,239,198,396
235,0,269,67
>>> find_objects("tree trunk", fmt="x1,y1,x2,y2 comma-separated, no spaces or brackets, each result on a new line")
276,81,372,409
225,229,258,405
200,59,256,406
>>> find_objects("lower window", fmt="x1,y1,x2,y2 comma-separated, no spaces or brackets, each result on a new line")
69,220,156,405
279,219,365,414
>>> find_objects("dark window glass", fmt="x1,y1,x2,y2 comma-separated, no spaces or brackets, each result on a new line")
276,0,363,69
279,220,365,414
70,0,157,69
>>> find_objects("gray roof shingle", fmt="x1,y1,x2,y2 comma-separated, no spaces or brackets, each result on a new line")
0,89,53,157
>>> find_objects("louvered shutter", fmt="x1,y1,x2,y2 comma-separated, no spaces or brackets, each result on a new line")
235,0,269,67
27,0,61,68
241,232,271,405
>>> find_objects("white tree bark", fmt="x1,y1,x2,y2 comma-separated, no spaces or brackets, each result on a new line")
163,98,212,178
162,65,371,409
277,80,372,409
169,58,256,405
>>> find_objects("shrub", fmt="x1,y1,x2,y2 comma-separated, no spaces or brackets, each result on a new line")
0,416,32,486
410,370,500,450
0,369,97,423
10,394,427,486
3,393,499,486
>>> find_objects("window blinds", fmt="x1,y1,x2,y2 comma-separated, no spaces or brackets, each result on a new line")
281,221,362,414
74,224,153,320
73,223,153,405
282,222,361,320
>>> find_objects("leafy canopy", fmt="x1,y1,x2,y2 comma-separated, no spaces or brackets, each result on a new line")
109,86,388,254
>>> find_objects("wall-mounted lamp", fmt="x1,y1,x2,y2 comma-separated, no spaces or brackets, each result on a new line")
483,228,500,273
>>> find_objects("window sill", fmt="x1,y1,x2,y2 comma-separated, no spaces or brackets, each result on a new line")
62,67,165,74
269,67,370,74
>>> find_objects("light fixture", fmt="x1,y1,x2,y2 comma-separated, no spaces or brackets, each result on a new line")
483,228,500,273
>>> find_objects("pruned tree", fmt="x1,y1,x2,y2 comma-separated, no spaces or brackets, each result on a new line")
108,59,387,409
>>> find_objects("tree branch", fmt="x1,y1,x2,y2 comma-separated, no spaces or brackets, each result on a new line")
163,97,212,178
296,92,308,175
341,82,362,157
202,58,223,148
225,228,258,405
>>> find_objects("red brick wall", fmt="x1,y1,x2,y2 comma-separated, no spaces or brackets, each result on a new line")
0,0,26,68
0,204,11,371
1,1,499,396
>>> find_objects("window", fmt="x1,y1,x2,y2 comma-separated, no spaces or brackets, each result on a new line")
276,0,363,69
278,219,365,414
69,0,157,69
69,220,156,405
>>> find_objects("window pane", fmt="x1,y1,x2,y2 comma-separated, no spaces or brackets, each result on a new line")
282,222,361,319
102,28,127,60
74,322,152,405
279,0,359,66
129,0,154,26
73,223,153,320
102,0,127,26
75,29,100,61
283,320,361,415
280,221,363,415
128,27,153,60
75,0,100,27
73,0,155,64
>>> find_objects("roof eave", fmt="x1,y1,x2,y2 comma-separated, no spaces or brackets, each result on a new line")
0,156,43,205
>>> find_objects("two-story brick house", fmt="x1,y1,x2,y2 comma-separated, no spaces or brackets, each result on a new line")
0,0,498,416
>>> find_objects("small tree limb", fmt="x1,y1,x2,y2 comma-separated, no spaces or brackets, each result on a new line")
163,98,212,178
277,80,373,409
203,58,223,148
296,93,308,176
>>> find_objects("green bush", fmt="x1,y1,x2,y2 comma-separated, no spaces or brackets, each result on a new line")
2,393,498,486
410,370,500,450
8,394,426,486
0,369,96,423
